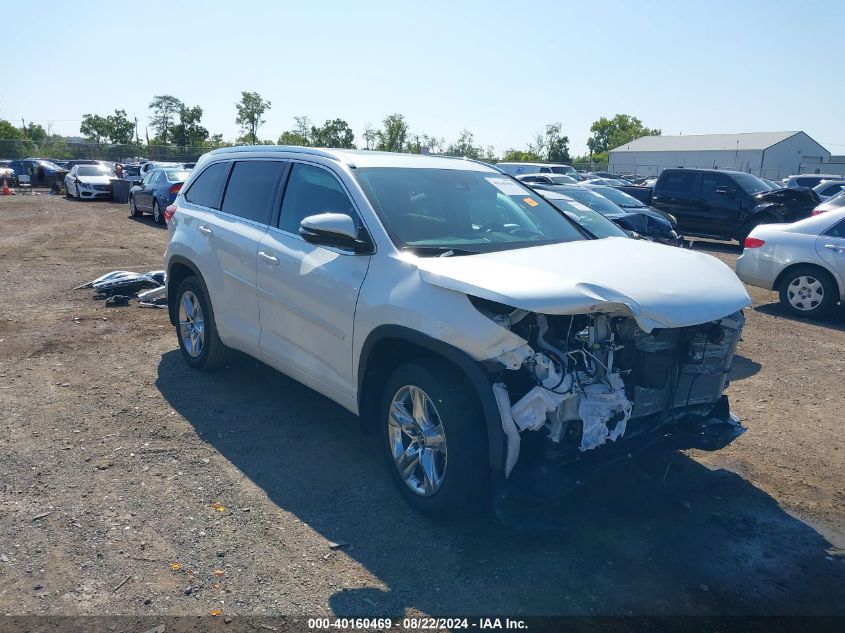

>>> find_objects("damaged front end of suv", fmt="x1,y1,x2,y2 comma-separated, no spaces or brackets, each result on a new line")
414,238,752,503
479,301,745,482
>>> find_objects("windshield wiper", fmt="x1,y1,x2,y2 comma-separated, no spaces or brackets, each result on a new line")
403,246,481,257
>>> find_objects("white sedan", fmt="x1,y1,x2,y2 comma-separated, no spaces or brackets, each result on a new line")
65,164,115,200
736,209,845,319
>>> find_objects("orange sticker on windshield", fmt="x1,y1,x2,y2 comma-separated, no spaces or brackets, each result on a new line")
523,197,538,207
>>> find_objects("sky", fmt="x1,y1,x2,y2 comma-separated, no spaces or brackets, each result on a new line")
4,0,845,157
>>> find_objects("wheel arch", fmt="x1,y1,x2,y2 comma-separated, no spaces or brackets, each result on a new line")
166,256,212,326
357,325,505,472
773,261,840,300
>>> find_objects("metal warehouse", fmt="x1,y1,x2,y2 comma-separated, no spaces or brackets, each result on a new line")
608,131,830,180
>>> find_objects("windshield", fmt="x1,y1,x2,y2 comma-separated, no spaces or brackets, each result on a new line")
733,172,770,195
556,187,625,217
587,185,645,208
164,169,191,182
550,165,577,176
355,168,587,254
77,166,113,177
542,195,628,239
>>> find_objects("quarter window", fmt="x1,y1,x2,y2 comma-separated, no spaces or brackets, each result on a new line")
825,219,845,239
185,161,228,209
279,163,357,234
221,160,283,224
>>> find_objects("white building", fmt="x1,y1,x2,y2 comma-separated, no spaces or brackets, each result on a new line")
608,131,830,180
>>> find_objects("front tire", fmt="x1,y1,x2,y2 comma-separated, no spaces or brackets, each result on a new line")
778,265,839,319
738,214,778,245
380,359,488,517
175,277,230,369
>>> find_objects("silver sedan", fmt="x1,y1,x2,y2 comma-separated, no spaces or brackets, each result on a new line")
736,209,845,319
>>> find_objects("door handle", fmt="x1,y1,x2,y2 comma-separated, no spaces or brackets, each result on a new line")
198,225,213,236
258,251,279,266
823,244,845,253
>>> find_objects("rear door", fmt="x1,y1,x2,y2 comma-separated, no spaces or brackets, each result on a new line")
256,161,372,401
816,218,845,289
651,170,702,234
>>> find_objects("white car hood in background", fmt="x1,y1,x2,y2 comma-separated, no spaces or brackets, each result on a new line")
415,237,751,332
77,175,112,185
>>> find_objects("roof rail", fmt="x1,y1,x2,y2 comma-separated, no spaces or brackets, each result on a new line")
209,145,353,166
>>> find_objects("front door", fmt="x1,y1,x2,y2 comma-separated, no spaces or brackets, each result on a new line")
699,172,742,236
257,161,371,400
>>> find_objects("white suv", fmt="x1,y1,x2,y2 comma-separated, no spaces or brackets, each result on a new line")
164,147,751,516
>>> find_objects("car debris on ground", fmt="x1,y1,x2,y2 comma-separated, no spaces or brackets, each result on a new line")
75,269,167,308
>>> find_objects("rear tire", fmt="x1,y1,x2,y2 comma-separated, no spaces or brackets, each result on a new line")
778,265,839,319
130,195,142,217
174,276,231,369
152,199,163,224
380,359,489,518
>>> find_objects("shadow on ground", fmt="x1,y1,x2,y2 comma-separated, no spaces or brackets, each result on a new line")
156,350,845,616
754,302,845,329
729,354,762,381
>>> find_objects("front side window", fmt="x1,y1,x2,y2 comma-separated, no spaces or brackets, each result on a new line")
700,173,732,196
279,163,357,234
185,161,229,209
355,168,586,254
221,160,284,224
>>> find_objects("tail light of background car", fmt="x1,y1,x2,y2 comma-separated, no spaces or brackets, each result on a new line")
743,237,766,249
164,205,177,222
169,183,184,195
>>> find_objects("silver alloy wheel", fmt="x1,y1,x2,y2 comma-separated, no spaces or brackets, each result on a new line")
787,275,824,311
388,385,447,497
178,290,205,357
153,200,160,222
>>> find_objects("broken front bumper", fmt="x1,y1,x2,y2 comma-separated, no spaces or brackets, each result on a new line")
496,395,745,504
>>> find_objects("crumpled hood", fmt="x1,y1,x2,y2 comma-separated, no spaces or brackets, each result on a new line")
414,237,751,332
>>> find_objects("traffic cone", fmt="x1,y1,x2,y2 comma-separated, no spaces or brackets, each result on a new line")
1,178,11,196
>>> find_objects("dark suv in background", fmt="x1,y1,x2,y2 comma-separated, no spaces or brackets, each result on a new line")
650,169,819,243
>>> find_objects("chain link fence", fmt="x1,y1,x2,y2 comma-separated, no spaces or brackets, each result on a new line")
0,139,217,163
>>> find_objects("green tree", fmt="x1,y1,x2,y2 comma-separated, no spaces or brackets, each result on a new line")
149,95,185,145
501,148,542,162
587,114,660,156
310,118,355,148
375,114,408,152
106,109,136,145
544,123,570,163
362,122,377,150
172,105,209,148
235,91,271,145
445,129,482,159
24,123,47,142
80,114,111,144
278,116,312,146
0,119,34,158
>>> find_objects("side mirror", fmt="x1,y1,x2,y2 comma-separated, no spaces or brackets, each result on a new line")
715,185,736,197
299,213,373,254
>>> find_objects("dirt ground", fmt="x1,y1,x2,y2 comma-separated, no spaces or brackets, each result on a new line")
0,192,843,618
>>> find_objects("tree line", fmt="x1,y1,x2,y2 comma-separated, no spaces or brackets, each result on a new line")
0,90,660,165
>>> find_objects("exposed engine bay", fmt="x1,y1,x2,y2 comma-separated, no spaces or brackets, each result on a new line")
472,297,746,476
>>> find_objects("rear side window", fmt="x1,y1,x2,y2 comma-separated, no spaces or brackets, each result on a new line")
661,171,697,193
278,163,357,234
220,161,283,224
185,162,228,209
